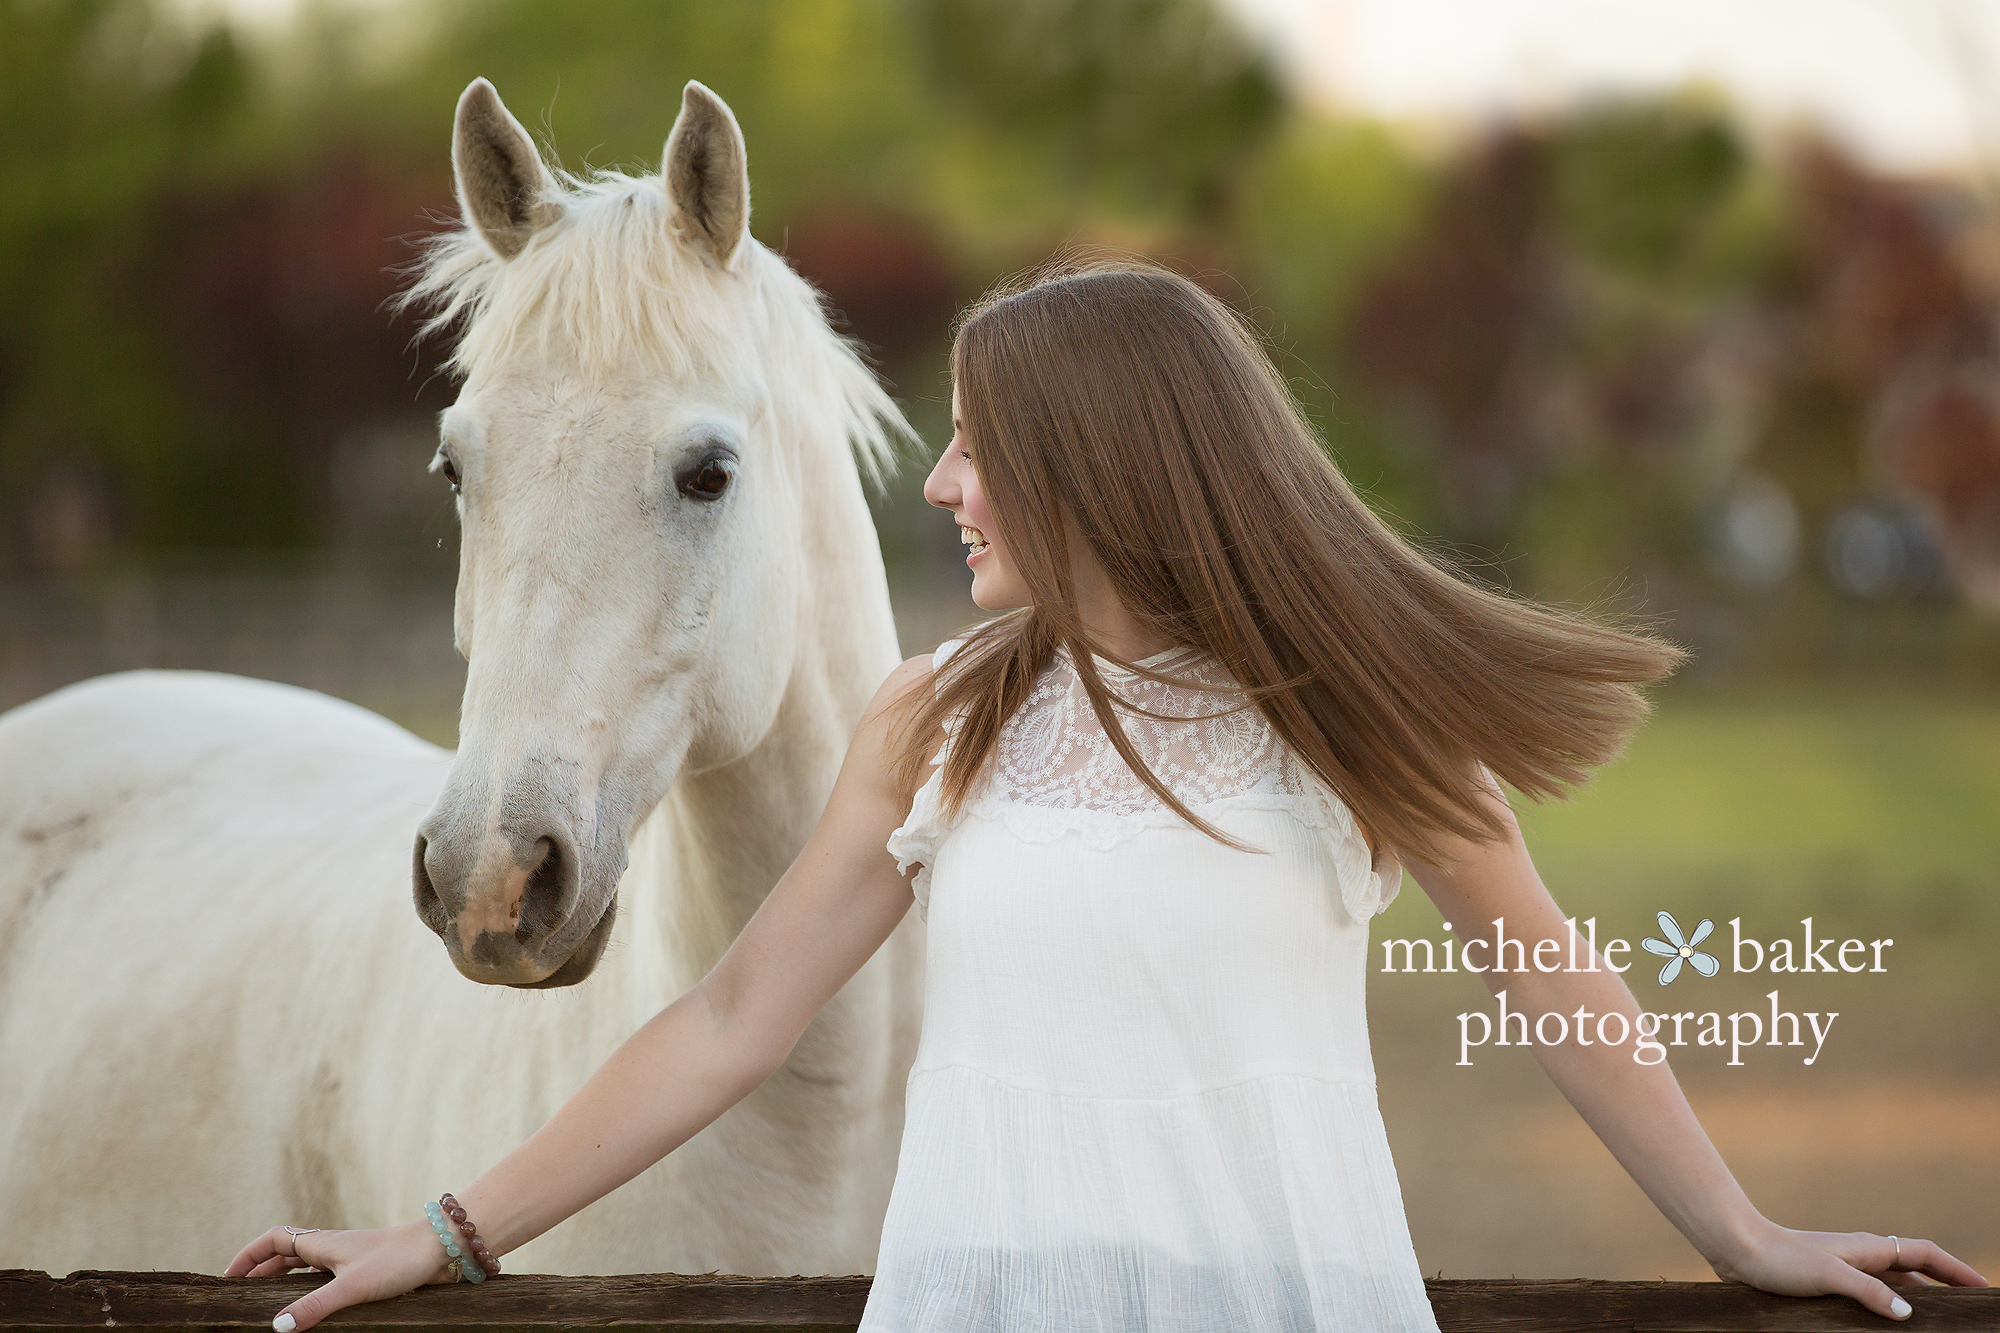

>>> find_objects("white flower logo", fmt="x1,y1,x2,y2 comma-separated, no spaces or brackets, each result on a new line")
1641,911,1718,985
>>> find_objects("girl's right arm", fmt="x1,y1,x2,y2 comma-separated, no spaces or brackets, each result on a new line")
226,654,941,1330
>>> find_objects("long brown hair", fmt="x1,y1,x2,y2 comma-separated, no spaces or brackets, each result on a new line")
893,256,1685,865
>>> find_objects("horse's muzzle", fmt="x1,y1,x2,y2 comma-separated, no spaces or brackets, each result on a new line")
412,824,615,987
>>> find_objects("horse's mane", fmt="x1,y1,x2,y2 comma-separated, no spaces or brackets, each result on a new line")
397,167,909,488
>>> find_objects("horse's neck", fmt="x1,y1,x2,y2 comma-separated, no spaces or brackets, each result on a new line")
625,436,902,995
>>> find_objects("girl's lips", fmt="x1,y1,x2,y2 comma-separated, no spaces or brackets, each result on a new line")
966,542,990,568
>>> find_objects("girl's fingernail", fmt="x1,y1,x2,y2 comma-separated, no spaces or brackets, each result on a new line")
1890,1296,1912,1319
273,1314,297,1332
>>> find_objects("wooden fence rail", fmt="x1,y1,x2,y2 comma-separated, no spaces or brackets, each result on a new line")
3,1270,1994,1332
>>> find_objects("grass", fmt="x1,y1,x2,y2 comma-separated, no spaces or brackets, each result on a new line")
1381,685,2000,971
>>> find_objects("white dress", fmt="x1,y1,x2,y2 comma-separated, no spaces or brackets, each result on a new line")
861,638,1441,1333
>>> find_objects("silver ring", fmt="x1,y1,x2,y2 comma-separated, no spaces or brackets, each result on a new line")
1889,1235,1901,1270
282,1226,321,1257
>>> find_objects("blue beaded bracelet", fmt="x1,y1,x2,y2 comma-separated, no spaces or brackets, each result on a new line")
424,1200,486,1283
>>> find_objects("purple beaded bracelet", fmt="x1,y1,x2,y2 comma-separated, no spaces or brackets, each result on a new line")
440,1193,501,1279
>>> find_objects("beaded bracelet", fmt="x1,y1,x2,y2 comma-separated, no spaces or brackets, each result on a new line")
422,1200,486,1284
439,1193,501,1280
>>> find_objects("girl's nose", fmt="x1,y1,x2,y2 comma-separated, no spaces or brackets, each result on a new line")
923,452,958,509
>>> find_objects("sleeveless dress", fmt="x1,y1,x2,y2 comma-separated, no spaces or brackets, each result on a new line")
860,638,1441,1333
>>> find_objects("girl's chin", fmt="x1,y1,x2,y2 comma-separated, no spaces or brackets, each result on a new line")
968,570,1029,612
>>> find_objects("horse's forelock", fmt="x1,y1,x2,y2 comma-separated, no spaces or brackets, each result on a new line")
398,168,909,489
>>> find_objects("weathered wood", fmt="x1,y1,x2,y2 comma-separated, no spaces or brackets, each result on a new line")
1,1270,1992,1332
1421,1277,1998,1331
0,1273,870,1333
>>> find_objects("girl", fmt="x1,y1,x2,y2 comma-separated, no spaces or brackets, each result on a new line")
230,259,1984,1331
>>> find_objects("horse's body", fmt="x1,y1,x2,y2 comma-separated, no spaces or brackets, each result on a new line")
0,81,923,1275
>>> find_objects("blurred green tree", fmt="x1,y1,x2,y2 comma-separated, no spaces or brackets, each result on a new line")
1338,100,1788,607
1554,97,1747,287
910,0,1281,233
0,0,288,571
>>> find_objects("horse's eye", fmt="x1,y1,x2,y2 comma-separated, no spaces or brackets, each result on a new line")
436,450,461,493
679,460,732,500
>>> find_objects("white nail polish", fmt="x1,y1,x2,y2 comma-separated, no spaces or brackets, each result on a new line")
273,1313,297,1332
1890,1296,1912,1320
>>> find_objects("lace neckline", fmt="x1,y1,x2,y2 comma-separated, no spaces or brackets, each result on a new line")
897,632,1402,924
984,642,1315,819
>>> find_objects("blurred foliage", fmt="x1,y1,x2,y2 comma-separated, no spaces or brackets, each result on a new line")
1339,96,2000,637
1240,117,1428,351
372,0,932,221
1554,98,1750,286
913,0,1281,226
2,0,1997,673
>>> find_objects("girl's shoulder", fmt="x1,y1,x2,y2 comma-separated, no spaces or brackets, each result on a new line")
872,651,940,719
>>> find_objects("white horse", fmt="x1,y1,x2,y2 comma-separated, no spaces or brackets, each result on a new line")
0,79,924,1277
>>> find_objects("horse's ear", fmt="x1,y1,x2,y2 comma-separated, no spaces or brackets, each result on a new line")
453,78,560,261
664,81,750,270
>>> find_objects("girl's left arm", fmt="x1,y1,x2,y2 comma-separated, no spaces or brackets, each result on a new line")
1400,771,1988,1323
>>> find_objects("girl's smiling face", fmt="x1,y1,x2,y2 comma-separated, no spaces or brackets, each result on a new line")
925,388,1032,611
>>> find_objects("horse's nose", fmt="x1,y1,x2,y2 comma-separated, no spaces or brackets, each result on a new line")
457,832,570,949
412,821,579,982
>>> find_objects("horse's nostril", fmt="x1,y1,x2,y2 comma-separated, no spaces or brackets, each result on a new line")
412,834,448,935
517,835,567,941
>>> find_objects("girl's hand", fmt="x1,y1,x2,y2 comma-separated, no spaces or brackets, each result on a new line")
225,1222,451,1331
1717,1221,1990,1321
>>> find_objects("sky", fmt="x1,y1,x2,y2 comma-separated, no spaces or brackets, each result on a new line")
1230,0,2000,174
185,0,2000,176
